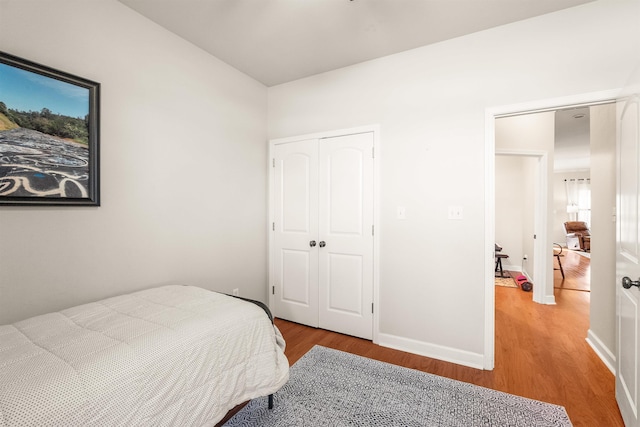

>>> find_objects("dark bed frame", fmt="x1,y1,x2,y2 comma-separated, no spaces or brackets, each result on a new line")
229,294,275,410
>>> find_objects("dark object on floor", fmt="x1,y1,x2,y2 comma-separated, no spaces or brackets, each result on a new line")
494,243,509,278
516,274,533,292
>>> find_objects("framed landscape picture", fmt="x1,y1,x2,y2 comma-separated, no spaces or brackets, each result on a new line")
0,51,100,206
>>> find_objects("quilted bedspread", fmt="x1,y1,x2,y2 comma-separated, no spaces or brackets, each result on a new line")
0,285,289,426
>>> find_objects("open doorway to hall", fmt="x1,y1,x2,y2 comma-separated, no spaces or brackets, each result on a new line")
492,101,617,372
494,103,615,298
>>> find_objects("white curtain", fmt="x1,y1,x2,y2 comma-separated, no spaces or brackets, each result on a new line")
565,178,591,226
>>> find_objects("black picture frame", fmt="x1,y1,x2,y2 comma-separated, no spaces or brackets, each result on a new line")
0,51,100,206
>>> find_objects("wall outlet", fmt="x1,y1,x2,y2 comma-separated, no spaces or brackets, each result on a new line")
397,206,406,220
232,288,239,296
447,206,463,220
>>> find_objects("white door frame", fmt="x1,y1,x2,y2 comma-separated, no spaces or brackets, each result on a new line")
494,149,550,306
268,124,381,344
484,90,620,370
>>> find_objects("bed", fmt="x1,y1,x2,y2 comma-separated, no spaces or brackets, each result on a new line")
0,285,289,426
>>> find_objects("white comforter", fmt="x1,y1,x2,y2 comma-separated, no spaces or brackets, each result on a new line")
0,285,289,426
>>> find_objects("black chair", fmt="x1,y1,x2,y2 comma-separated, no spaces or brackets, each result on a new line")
553,243,565,279
495,243,509,278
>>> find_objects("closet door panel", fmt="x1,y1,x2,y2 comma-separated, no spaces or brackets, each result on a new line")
318,132,374,339
327,253,363,315
272,139,319,327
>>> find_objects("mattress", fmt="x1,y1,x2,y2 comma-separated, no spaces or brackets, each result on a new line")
0,285,289,426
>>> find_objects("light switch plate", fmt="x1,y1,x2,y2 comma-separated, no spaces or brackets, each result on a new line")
448,206,463,220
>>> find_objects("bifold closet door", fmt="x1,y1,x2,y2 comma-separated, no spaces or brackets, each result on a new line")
318,133,374,340
272,139,319,328
272,132,374,340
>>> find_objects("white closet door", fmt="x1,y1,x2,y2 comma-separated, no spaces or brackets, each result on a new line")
272,139,319,328
318,132,374,340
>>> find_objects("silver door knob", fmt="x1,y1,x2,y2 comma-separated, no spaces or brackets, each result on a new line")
319,241,326,248
622,276,640,289
310,240,317,247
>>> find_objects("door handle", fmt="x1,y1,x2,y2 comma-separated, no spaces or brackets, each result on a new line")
310,240,317,247
622,276,640,289
319,241,326,248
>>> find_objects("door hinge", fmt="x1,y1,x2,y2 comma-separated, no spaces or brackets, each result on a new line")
272,285,275,295
372,225,374,236
533,234,537,239
372,147,375,158
272,158,275,167
371,302,374,314
272,222,275,231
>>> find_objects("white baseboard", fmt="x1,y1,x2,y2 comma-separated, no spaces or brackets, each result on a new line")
501,264,528,277
586,329,616,375
377,333,485,370
501,263,520,274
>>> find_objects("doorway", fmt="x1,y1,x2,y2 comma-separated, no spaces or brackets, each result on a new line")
484,91,619,370
494,107,595,297
494,152,545,295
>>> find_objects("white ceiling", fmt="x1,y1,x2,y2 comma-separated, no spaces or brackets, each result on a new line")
554,107,591,172
118,0,595,87
118,0,596,169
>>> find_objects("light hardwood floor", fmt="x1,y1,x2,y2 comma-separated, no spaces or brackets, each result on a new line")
273,250,622,427
554,248,591,292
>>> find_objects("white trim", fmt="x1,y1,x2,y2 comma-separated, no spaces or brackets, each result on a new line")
484,111,496,370
268,144,275,307
270,125,381,145
268,124,381,344
372,126,381,345
378,333,484,370
484,89,621,371
500,263,530,277
489,90,621,118
586,329,616,375
535,152,551,306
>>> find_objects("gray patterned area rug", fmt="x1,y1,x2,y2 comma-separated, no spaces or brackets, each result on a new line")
224,345,572,426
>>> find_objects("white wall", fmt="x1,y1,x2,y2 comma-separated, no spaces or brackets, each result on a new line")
268,1,640,366
495,155,537,278
495,156,526,269
588,103,618,370
0,0,268,324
